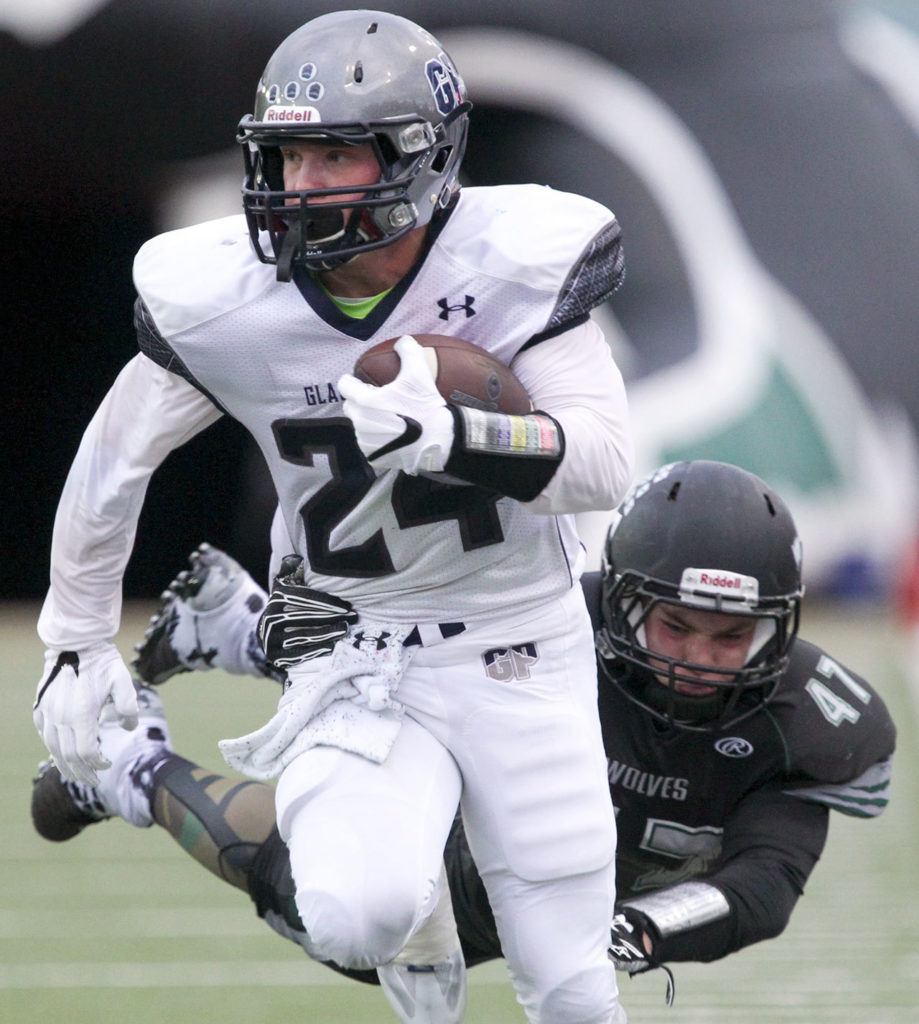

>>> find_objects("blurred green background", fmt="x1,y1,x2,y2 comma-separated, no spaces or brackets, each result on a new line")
2,600,917,1023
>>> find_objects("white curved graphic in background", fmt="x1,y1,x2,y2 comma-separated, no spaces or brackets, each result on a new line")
0,0,109,44
443,28,918,588
841,7,919,136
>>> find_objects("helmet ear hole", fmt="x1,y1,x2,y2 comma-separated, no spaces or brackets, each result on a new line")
375,134,399,170
431,146,452,174
261,147,285,191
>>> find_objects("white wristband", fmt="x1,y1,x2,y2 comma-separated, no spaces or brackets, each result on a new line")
622,881,730,937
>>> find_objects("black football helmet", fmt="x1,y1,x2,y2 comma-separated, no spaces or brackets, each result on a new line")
238,10,471,280
598,461,804,731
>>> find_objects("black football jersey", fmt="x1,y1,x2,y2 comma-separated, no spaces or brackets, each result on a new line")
444,572,895,965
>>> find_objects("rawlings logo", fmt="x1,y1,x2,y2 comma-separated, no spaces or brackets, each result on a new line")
714,737,753,758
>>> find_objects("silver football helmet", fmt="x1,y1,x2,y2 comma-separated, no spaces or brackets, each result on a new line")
238,10,471,279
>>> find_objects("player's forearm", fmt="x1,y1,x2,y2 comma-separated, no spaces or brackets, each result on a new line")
621,849,809,965
39,355,222,648
513,320,633,513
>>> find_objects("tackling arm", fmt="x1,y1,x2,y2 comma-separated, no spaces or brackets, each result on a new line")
620,782,829,964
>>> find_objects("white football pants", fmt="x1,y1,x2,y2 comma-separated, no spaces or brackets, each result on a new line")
275,584,625,1024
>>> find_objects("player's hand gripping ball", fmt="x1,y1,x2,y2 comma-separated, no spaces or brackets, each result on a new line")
339,334,531,475
353,333,531,414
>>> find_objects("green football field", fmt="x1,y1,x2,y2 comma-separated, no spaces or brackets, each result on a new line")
2,600,917,1023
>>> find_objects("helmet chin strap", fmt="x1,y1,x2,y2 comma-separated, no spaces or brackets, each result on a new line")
276,220,302,282
640,674,726,725
276,207,351,281
306,206,347,243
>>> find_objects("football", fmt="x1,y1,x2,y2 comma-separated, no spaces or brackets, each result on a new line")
353,334,532,414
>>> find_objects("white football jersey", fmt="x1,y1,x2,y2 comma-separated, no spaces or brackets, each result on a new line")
133,185,623,624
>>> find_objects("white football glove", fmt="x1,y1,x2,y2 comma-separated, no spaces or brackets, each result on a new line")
33,642,140,787
218,657,358,780
338,335,455,475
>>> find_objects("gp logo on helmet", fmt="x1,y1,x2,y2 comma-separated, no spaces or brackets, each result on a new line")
426,55,463,116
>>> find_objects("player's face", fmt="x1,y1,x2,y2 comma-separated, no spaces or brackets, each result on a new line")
643,604,757,696
280,140,380,204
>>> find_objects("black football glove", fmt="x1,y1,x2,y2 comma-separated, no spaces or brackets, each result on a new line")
608,910,654,974
257,555,358,672
609,908,675,1006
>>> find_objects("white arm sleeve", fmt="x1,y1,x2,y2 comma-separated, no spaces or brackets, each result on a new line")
38,353,223,649
511,318,634,514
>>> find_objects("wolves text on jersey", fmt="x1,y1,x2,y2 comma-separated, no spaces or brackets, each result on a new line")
607,759,689,801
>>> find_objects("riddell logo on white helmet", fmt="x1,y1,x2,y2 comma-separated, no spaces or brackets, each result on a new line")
264,105,322,123
680,567,759,606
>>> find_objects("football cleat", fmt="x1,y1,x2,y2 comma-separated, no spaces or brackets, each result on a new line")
377,947,468,1024
132,543,273,684
31,685,172,840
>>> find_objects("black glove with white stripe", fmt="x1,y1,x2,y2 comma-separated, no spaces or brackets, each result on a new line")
609,909,675,1006
608,910,655,974
257,555,358,672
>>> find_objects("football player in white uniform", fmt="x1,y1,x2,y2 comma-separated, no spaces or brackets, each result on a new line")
32,11,633,1024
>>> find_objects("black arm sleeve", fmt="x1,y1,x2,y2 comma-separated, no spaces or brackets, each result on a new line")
651,782,829,963
442,406,565,500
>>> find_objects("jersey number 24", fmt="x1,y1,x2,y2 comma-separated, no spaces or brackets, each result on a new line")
275,418,505,578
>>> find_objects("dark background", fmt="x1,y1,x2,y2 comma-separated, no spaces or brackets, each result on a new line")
4,0,918,598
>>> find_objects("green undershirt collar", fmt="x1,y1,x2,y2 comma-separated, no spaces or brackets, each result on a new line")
321,282,394,320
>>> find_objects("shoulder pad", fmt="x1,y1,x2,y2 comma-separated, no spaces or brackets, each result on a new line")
133,215,275,338
770,639,896,804
445,185,623,316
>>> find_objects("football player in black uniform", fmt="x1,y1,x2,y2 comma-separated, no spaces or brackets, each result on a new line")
32,460,895,994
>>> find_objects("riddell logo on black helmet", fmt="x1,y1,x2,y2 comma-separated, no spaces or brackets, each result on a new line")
698,572,742,589
681,567,759,604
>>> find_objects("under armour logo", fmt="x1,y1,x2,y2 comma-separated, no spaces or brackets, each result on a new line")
352,630,392,652
437,295,476,320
